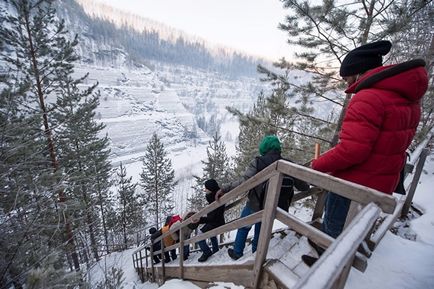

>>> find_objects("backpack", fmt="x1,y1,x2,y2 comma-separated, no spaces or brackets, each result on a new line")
249,156,295,211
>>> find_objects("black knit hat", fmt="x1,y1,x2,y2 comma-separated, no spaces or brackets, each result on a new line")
149,227,157,234
204,179,220,193
340,40,392,77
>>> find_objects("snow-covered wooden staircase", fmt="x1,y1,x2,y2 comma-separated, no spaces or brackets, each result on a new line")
132,135,432,289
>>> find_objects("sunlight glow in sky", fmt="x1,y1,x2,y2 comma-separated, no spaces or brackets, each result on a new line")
95,0,292,60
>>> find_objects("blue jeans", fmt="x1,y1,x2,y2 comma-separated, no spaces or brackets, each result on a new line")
183,244,190,258
198,236,219,255
233,205,261,256
321,192,351,238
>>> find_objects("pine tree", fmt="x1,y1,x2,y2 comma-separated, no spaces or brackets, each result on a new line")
53,72,113,260
388,2,434,143
0,0,83,281
115,162,143,249
140,133,176,227
188,132,232,211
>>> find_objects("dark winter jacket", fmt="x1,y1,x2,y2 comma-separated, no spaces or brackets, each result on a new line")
222,146,309,211
312,59,428,194
198,190,225,233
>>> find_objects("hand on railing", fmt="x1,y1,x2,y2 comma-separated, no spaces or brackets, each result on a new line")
215,189,224,201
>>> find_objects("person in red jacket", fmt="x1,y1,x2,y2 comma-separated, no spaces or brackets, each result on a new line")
312,40,428,239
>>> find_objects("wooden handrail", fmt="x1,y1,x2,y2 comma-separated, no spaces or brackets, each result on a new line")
276,161,397,213
152,211,263,255
148,167,279,246
132,152,415,288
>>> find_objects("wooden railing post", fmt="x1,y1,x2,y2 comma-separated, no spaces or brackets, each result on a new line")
252,173,283,289
401,148,429,217
312,190,327,222
179,227,185,279
314,143,321,159
161,240,166,283
150,242,155,282
139,250,144,282
144,245,149,281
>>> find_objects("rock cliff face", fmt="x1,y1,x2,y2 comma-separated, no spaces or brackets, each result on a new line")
57,0,267,164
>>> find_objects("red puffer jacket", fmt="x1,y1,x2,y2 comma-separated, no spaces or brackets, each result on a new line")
312,59,428,194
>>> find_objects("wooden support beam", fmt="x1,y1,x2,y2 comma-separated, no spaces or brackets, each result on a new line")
275,208,367,272
150,243,155,282
183,211,263,247
369,194,407,250
161,239,165,283
252,173,283,289
276,161,396,214
312,190,327,221
179,227,185,280
401,148,429,217
292,203,381,289
292,186,322,203
163,262,254,287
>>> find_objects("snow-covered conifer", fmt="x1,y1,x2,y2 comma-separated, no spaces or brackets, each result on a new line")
140,133,176,227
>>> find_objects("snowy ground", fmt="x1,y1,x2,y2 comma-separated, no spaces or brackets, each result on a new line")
90,149,434,288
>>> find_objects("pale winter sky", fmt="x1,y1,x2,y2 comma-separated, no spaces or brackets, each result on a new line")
94,0,291,60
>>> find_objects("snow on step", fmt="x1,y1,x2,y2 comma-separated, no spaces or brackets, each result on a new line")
265,259,300,288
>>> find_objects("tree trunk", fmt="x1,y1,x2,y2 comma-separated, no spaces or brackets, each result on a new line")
97,178,110,254
330,93,352,147
331,1,376,147
24,10,80,272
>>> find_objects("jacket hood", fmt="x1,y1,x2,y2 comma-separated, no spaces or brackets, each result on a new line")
259,135,281,156
346,59,428,102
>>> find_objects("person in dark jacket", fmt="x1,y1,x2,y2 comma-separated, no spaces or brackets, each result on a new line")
146,227,161,264
193,179,225,262
216,135,308,260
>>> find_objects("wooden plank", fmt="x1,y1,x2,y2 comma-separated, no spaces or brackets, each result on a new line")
275,208,367,272
276,160,396,214
401,148,429,217
369,194,407,250
182,211,263,247
161,239,165,283
190,280,212,288
312,190,327,221
137,251,143,282
264,259,299,289
144,247,149,280
292,203,381,289
150,242,155,282
252,173,283,289
179,228,184,280
292,186,322,203
163,263,254,287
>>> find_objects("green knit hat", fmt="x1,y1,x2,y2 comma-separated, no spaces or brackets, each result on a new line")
259,135,281,156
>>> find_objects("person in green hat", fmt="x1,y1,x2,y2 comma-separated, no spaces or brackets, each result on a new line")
216,135,308,260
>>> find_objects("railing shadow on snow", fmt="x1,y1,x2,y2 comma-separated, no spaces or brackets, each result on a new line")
132,132,432,289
